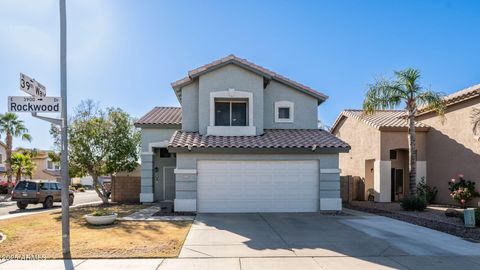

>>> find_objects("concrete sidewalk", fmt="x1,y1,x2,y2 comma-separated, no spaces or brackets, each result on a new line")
1,256,480,270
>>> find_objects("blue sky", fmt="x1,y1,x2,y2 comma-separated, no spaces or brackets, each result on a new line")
1,0,480,150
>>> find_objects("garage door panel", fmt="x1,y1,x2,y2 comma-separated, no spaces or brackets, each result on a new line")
197,160,319,213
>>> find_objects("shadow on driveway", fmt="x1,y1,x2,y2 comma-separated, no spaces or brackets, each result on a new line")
180,212,480,269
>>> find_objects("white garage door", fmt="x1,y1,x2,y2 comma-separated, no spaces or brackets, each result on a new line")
197,160,319,213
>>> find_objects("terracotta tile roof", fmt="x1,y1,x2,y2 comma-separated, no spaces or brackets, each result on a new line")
417,83,480,115
171,54,328,103
168,129,350,151
331,110,429,132
135,107,182,126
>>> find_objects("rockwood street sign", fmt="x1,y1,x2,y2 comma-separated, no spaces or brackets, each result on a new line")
20,73,46,97
8,96,61,113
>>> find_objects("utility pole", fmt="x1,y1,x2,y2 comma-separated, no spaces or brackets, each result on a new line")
59,0,70,256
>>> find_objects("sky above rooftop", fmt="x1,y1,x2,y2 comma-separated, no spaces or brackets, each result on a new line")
1,0,479,150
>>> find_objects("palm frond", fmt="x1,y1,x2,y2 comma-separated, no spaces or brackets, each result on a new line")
395,68,422,93
363,79,404,114
21,133,32,142
416,90,446,117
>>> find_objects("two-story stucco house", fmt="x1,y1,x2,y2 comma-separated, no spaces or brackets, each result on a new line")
135,55,350,213
331,84,480,206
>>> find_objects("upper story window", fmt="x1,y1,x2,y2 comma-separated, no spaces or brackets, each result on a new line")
275,101,294,123
215,99,248,126
47,159,60,170
208,89,256,136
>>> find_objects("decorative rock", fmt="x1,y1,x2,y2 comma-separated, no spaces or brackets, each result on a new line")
445,208,459,217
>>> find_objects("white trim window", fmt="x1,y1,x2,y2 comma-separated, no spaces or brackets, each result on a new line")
46,159,60,170
208,88,256,136
214,99,248,127
275,101,294,123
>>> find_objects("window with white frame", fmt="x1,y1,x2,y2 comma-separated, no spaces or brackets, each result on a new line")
275,101,294,123
46,159,60,170
214,99,248,126
207,89,256,136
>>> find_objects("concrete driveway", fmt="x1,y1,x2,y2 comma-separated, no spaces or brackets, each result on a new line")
3,211,480,270
179,211,480,268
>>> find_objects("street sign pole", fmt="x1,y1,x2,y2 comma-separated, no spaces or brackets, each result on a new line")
59,0,70,256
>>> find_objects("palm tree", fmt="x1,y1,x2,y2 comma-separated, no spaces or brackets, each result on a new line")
363,68,446,196
472,107,480,140
10,153,35,181
0,113,32,192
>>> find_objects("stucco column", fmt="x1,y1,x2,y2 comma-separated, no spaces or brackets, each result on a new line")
319,155,342,211
416,161,427,185
374,160,391,202
140,153,154,203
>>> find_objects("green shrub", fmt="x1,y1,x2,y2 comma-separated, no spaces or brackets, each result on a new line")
416,177,438,204
460,208,480,227
71,183,84,190
91,209,113,216
448,175,479,208
78,187,85,192
400,195,427,211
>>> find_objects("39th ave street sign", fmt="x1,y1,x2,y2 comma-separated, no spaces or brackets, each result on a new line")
20,73,46,97
8,96,61,113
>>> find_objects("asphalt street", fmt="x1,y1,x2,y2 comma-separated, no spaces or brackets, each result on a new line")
0,190,101,217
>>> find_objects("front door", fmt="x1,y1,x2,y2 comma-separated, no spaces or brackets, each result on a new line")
391,168,404,202
163,167,175,201
153,148,176,201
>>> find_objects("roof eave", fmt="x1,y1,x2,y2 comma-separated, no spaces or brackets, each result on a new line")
168,146,350,154
417,91,480,116
170,57,328,104
134,123,181,129
378,126,430,132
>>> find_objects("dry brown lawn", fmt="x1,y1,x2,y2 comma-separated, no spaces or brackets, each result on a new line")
0,204,192,258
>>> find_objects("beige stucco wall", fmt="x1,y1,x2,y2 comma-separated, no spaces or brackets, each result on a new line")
0,145,6,164
379,131,427,161
31,158,59,181
333,116,381,179
417,96,480,206
333,116,428,201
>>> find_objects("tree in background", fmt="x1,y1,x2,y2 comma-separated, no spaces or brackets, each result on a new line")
66,100,140,204
10,152,35,181
0,113,32,192
363,68,445,195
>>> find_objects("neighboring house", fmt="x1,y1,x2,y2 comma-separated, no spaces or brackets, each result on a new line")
331,84,480,206
27,150,61,181
135,54,350,213
0,141,6,181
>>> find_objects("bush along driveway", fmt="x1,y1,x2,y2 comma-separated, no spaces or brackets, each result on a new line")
0,204,192,259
